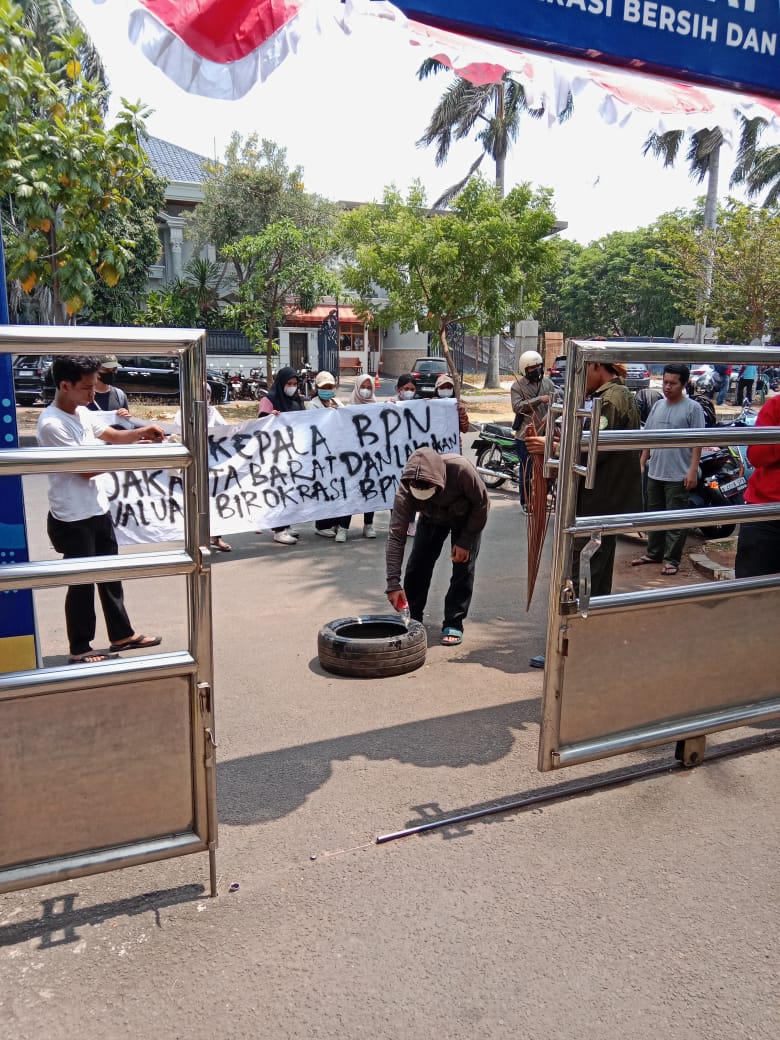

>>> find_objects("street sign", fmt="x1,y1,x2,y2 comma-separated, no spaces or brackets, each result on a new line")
395,0,780,101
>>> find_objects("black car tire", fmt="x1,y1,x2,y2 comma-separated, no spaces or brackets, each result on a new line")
475,444,506,489
317,615,427,678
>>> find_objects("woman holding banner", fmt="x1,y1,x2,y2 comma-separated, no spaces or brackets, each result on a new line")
345,374,380,540
306,371,354,544
258,366,305,545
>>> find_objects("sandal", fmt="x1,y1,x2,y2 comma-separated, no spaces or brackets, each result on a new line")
109,634,162,653
210,537,232,552
441,627,463,646
69,651,119,664
661,563,679,575
631,554,662,566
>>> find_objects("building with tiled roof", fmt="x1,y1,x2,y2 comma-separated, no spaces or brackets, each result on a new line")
142,135,215,287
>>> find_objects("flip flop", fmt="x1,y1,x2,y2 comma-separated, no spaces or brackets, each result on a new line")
631,554,662,566
69,651,120,664
441,627,463,646
661,563,679,575
210,538,232,552
109,634,162,653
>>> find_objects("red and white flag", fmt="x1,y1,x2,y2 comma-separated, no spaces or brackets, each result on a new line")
96,0,780,131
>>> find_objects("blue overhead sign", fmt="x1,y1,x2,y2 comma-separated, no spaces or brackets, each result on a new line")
394,0,780,101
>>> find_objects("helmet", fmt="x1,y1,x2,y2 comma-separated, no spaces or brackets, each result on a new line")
695,373,716,396
518,351,544,377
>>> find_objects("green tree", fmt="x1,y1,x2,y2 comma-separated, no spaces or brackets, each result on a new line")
133,258,227,330
558,224,685,339
222,219,338,381
712,203,780,342
538,238,581,337
187,133,336,292
417,61,570,387
337,178,558,380
85,169,166,326
0,2,156,323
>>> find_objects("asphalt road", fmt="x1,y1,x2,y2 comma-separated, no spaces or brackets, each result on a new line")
1,440,778,1040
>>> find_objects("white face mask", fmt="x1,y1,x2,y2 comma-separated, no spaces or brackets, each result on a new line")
399,389,415,400
437,387,453,398
410,485,436,501
358,388,372,400
283,385,298,397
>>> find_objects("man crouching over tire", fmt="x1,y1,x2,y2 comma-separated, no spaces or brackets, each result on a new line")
386,447,489,647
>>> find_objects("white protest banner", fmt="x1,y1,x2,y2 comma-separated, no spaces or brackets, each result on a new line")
108,399,460,544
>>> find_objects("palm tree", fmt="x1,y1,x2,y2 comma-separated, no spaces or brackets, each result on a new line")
732,115,780,208
643,127,724,342
417,61,569,386
21,0,109,106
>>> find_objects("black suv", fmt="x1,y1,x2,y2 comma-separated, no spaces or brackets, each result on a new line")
13,355,53,405
43,355,229,403
410,357,449,397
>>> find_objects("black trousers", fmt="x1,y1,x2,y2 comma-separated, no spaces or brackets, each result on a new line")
404,516,481,631
47,511,134,656
735,519,780,578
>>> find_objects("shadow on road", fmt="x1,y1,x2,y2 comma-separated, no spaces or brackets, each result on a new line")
0,883,205,950
217,697,539,826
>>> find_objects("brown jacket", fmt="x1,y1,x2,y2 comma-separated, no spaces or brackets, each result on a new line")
385,448,490,592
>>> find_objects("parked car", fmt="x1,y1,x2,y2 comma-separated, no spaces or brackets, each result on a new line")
43,355,230,403
410,356,449,396
549,355,567,388
12,354,53,405
625,362,650,390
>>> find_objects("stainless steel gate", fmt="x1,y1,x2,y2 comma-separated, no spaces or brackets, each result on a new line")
538,340,780,771
0,326,218,894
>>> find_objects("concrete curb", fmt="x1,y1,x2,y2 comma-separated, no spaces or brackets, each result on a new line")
689,552,735,581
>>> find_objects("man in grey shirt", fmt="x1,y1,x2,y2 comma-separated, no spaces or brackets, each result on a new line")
633,363,705,575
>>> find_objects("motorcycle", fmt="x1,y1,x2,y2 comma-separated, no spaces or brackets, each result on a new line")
472,422,522,490
471,421,556,512
298,362,316,401
689,441,747,538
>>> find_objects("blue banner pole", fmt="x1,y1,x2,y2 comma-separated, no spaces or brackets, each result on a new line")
0,231,40,671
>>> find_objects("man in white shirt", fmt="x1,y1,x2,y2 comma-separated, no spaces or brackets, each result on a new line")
37,355,166,663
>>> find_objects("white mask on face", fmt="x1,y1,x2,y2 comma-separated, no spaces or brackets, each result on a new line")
284,385,298,397
358,388,372,400
410,485,436,501
399,389,415,400
437,387,453,398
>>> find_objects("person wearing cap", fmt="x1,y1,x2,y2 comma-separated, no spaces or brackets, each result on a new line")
525,360,641,668
86,356,130,421
305,371,351,542
433,372,470,448
385,446,490,646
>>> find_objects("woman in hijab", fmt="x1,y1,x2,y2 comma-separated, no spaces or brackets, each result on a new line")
392,373,420,536
349,373,376,407
258,366,303,544
258,366,304,417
